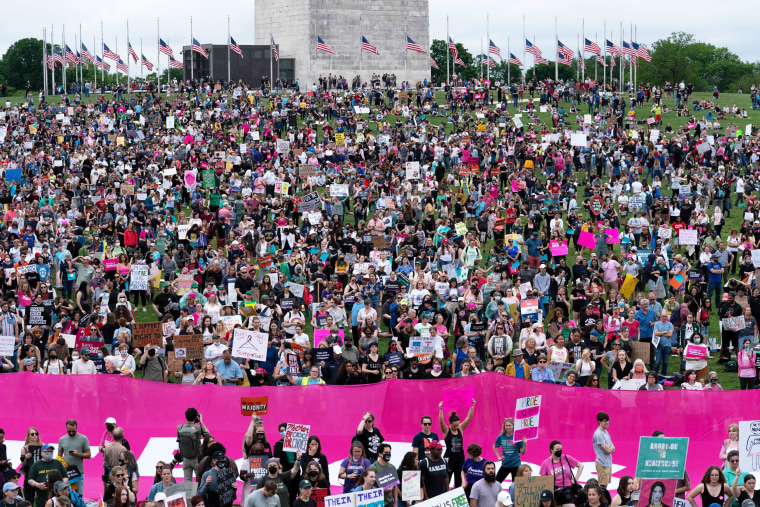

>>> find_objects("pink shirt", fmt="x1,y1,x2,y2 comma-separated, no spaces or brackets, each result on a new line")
601,260,621,283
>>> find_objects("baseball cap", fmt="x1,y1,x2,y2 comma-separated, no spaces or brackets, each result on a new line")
3,483,20,493
105,417,117,424
541,490,554,502
53,481,67,491
41,444,54,450
212,450,225,460
299,480,313,489
154,493,167,503
333,345,342,354
429,440,443,450
266,458,280,466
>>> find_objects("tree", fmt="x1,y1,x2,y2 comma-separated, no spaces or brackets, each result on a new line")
429,40,477,83
486,60,522,85
0,38,44,92
525,61,576,81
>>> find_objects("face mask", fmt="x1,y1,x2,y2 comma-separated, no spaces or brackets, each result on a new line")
710,378,718,384
106,424,115,432
382,453,391,462
185,365,193,371
42,453,53,460
120,351,128,356
216,461,227,469
308,471,319,478
72,355,80,361
98,353,104,358
280,430,286,438
433,365,442,372
554,449,562,458
118,459,125,466
495,296,502,301
257,433,265,441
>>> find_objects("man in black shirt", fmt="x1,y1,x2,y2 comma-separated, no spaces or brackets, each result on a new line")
420,441,449,500
153,283,179,320
235,266,255,300
402,357,426,380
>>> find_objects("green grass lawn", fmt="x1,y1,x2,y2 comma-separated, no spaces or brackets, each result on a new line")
9,86,758,388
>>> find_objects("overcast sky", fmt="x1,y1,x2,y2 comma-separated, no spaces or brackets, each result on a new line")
3,0,758,75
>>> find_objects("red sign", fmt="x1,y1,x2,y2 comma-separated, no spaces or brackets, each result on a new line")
241,396,269,416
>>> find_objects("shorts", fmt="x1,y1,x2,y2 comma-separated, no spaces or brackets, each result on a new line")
595,462,612,487
528,256,541,269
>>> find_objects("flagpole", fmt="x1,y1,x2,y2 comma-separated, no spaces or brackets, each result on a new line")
446,14,450,85
228,15,231,84
634,25,638,91
480,37,483,81
554,17,558,82
80,22,83,86
100,21,104,88
190,16,194,81
603,21,606,90
507,36,510,85
359,14,362,76
94,36,97,90
43,27,47,96
75,34,78,86
581,18,585,82
52,25,56,95
62,25,67,93
576,34,579,82
486,14,490,81
270,16,274,92
630,22,634,91
127,19,131,92
594,33,597,82
156,18,160,91
619,22,622,91
141,38,143,80
404,15,408,88
522,15,526,82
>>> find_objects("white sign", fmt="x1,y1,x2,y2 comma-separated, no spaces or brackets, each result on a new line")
678,229,699,246
231,329,268,361
283,423,310,452
0,335,15,356
402,471,422,501
514,395,541,440
130,265,150,291
166,116,175,129
722,316,746,332
288,283,305,298
739,421,760,473
570,133,587,147
307,212,323,225
751,250,760,268
330,184,349,197
177,224,191,240
61,334,77,349
406,161,420,180
276,139,290,153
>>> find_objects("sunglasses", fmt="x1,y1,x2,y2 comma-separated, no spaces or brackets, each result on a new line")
30,432,38,436
538,360,547,363
422,422,432,426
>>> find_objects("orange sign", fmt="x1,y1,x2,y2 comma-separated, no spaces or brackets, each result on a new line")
241,396,269,416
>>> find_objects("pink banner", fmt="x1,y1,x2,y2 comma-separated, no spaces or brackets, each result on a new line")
3,374,753,503
605,228,621,244
578,230,597,249
550,240,568,257
442,387,474,411
103,258,117,272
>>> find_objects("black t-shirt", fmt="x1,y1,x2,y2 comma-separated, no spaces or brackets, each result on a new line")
420,456,450,498
737,489,760,507
362,355,383,384
294,498,317,507
356,428,384,461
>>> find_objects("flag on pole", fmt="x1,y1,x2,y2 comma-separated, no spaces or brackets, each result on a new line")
481,54,496,68
634,42,651,62
509,53,523,66
81,43,94,63
95,55,110,71
584,38,601,55
454,55,465,66
116,58,128,73
429,56,439,69
77,52,88,68
316,36,336,55
361,36,379,55
128,42,138,63
103,43,118,61
610,54,616,68
168,55,183,68
47,51,54,70
65,45,78,64
578,54,586,70
535,55,548,65
606,40,621,55
448,37,459,61
406,36,425,53
159,39,174,57
488,39,501,58
230,36,244,58
558,53,573,66
141,54,153,70
525,39,542,57
53,47,64,65
622,41,635,57
596,55,607,66
557,40,575,57
192,38,209,58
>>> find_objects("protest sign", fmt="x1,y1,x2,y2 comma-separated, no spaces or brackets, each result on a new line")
220,315,242,332
550,240,568,256
232,329,268,361
455,222,468,236
751,249,760,268
639,480,677,507
173,334,204,360
132,323,163,347
104,258,118,271
330,184,349,197
162,322,177,337
163,483,198,500
514,395,542,440
314,329,345,347
620,275,639,300
216,466,237,506
631,341,651,364
578,230,596,249
611,379,646,390
636,437,689,479
248,456,267,481
570,133,587,147
740,421,760,473
241,396,269,416
442,387,474,411
413,488,468,507
406,161,421,179
722,316,745,332
311,489,329,507
548,362,574,383
375,467,400,490
402,471,422,501
514,476,554,507
373,236,388,250
164,493,188,507
27,305,50,326
0,335,15,356
130,265,150,291
300,191,322,212
283,423,310,452
325,493,355,507
300,164,318,178
683,343,708,361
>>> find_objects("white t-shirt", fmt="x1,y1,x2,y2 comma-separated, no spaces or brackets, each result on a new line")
631,181,643,194
71,359,98,375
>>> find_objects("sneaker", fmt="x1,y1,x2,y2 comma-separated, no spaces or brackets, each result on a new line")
142,307,147,312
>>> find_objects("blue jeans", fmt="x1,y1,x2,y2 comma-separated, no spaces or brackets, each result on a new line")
707,281,722,307
654,342,671,375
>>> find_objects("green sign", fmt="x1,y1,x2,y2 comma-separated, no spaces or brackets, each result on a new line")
203,170,215,189
636,437,689,479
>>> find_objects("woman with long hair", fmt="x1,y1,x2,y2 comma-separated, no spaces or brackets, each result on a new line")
338,442,371,493
21,426,43,500
687,466,734,507
194,361,222,385
494,418,527,482
610,476,637,506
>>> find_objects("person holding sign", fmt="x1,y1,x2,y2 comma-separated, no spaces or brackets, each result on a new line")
493,418,526,482
438,399,476,489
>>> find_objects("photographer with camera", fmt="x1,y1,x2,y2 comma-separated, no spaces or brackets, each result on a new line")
177,408,210,483
137,345,168,382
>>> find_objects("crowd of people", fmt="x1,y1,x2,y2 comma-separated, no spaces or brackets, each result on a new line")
0,69,759,396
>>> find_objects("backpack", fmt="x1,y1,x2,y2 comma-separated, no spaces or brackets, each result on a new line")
177,424,201,459
724,360,738,373
669,306,682,328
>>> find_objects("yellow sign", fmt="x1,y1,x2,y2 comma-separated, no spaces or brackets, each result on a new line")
620,274,639,300
116,137,125,146
226,162,233,170
478,124,487,132
29,125,37,134
455,222,468,236
335,133,345,144
57,136,64,144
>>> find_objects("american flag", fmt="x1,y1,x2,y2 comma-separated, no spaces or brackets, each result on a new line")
65,45,78,64
429,56,439,69
525,39,542,57
361,36,379,55
557,41,574,57
117,58,128,73
81,43,94,63
407,36,424,53
622,41,636,57
53,47,64,65
77,52,88,69
47,51,54,70
192,38,209,58
96,56,111,71
127,42,137,63
509,53,522,66
454,55,465,66
448,37,459,60
231,36,244,58
634,42,651,62
169,55,183,69
558,53,573,66
103,43,118,61
610,54,616,68
596,55,607,67
535,55,548,65
159,39,174,58
482,54,496,68
317,36,336,55
141,54,153,70
488,39,501,59
578,54,586,70
267,37,275,61
606,40,621,55
584,38,601,55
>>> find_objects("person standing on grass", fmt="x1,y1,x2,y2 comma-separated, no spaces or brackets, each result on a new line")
592,412,614,490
